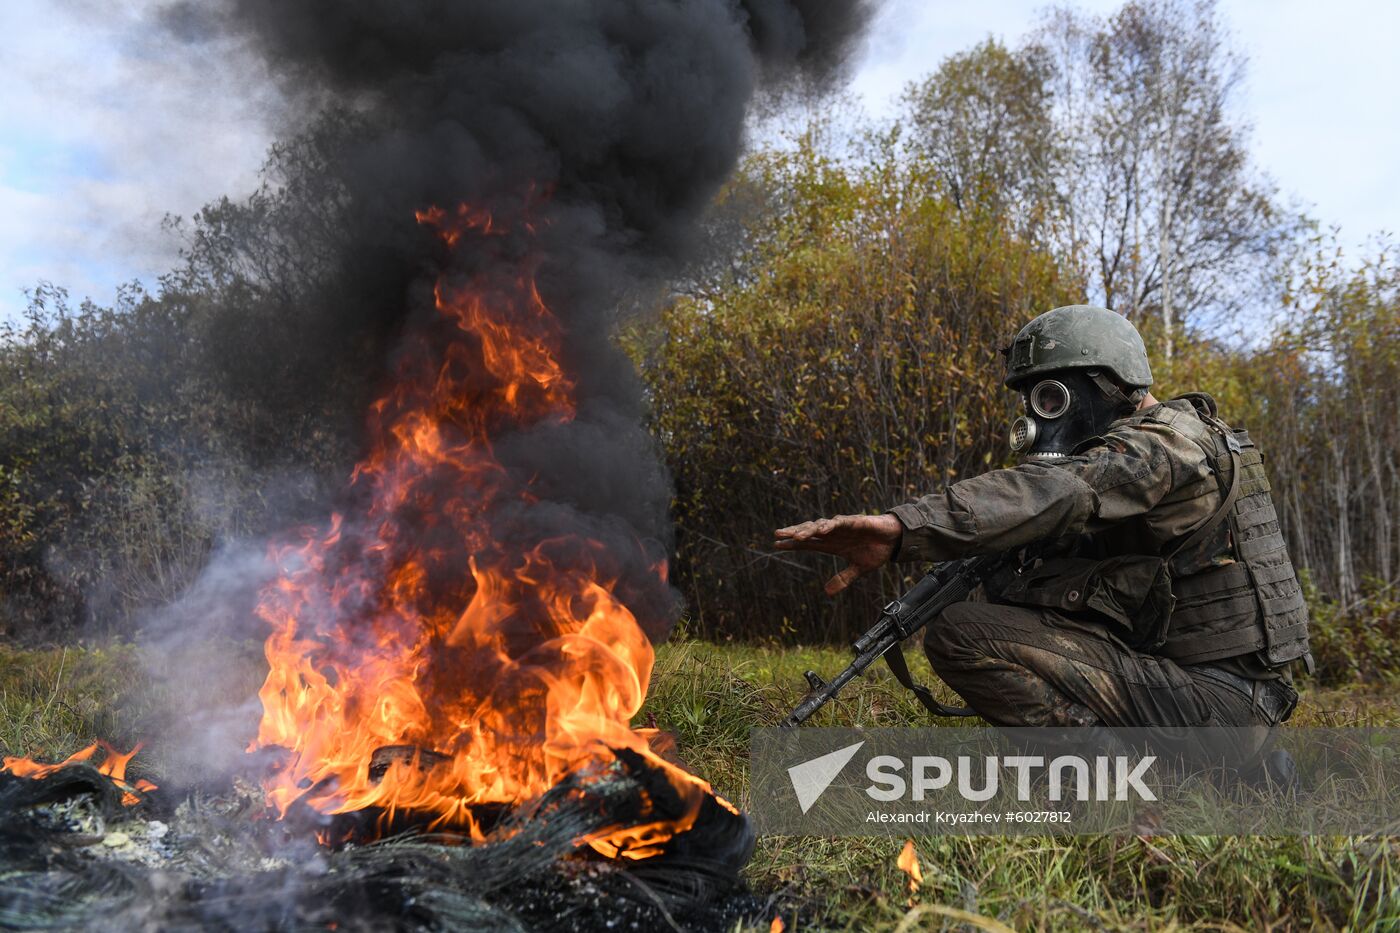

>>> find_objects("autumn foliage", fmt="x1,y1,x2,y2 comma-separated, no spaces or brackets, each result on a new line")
625,135,1077,641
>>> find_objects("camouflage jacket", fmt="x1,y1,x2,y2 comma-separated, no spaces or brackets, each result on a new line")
889,395,1311,677
889,398,1222,566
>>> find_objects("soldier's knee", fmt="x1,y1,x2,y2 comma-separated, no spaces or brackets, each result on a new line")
923,601,992,668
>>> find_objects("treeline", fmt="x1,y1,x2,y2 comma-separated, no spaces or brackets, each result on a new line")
0,2,1396,681
0,118,376,638
631,130,1399,661
624,136,1076,643
629,1,1399,679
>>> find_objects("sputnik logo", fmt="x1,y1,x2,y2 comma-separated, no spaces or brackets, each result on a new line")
787,741,865,814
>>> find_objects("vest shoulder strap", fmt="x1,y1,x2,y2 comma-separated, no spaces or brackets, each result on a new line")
1167,434,1241,565
1171,391,1220,418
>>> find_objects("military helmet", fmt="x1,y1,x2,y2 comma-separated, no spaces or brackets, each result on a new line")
1002,304,1152,390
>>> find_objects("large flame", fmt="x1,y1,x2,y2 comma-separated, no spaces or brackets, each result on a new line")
251,203,716,856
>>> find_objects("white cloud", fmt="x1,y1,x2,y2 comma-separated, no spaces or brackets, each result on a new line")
846,0,1125,119
0,0,280,319
1228,0,1400,241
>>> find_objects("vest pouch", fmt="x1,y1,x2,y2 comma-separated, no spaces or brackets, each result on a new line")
997,555,1176,650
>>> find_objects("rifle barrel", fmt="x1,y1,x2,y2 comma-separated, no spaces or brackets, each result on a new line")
779,636,894,727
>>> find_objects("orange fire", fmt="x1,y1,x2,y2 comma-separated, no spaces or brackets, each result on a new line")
897,838,923,903
2,742,157,806
251,201,721,856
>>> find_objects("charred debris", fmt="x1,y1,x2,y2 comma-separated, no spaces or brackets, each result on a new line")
0,750,761,933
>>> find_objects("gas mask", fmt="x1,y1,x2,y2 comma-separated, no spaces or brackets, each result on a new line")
1008,369,1141,459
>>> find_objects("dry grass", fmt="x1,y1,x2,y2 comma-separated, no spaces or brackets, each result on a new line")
1,638,1397,931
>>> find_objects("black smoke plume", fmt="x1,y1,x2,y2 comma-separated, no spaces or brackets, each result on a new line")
161,0,872,640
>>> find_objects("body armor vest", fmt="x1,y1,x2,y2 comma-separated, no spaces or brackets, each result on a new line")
1142,395,1312,669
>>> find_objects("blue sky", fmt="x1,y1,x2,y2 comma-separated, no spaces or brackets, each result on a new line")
1,0,1396,323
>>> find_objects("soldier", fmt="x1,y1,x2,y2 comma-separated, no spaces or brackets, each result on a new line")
774,305,1309,774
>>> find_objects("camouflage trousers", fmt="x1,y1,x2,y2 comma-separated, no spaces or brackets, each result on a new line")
923,602,1297,767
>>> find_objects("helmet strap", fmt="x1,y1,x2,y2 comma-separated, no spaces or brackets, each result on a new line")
1087,369,1144,416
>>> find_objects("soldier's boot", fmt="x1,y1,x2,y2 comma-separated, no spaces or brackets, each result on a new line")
1252,748,1299,793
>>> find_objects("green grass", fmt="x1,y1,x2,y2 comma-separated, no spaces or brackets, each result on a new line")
641,641,1400,931
0,643,152,759
2,638,1398,931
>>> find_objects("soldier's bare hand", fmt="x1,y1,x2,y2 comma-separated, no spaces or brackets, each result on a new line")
773,514,903,596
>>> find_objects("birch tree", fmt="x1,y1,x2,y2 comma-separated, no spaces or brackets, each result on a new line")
906,1,1302,357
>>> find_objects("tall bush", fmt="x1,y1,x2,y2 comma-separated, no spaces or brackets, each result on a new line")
628,134,1079,641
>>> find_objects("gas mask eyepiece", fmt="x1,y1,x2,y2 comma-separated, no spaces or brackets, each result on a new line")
1009,378,1072,456
1028,379,1071,419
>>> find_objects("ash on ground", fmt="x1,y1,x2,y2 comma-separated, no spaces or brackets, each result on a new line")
0,761,770,932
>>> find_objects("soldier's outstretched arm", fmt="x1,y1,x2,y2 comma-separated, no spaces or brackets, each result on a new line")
775,420,1201,589
891,423,1190,563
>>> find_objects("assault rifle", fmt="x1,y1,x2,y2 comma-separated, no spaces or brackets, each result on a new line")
780,552,1013,728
